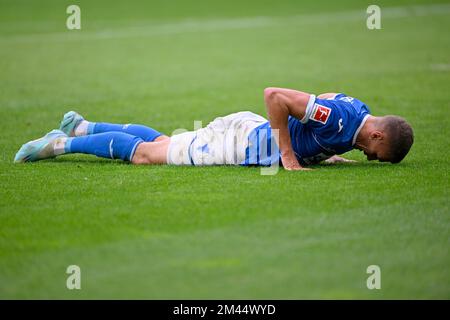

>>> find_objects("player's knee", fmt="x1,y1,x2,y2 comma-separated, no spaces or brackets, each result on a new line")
131,156,148,165
131,143,151,165
154,135,170,142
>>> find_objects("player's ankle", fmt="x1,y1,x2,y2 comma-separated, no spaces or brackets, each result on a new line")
74,120,95,136
53,137,69,156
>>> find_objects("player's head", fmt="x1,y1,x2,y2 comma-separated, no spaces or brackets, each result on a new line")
363,116,414,163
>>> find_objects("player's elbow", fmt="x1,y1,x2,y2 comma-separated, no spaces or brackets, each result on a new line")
264,87,278,103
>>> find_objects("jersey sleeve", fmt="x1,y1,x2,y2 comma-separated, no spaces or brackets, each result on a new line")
301,93,371,151
301,95,345,135
298,94,317,123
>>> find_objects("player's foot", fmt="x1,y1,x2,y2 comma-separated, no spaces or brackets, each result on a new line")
14,130,68,163
59,111,84,137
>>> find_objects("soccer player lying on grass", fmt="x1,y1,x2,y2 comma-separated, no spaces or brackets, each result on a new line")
14,88,414,170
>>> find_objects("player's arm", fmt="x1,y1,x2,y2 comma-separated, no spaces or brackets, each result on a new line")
323,155,357,164
263,87,313,171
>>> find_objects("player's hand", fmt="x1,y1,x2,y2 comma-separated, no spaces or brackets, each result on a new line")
281,152,312,171
324,155,357,164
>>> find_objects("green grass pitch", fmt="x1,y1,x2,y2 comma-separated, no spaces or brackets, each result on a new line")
0,0,449,299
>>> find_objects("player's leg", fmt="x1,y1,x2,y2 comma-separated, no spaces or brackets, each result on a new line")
130,139,170,164
59,111,169,142
14,130,153,163
65,132,145,162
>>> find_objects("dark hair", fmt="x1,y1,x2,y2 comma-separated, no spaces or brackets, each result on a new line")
381,116,414,164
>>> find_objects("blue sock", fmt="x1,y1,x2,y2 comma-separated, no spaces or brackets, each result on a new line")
65,132,143,161
90,122,163,142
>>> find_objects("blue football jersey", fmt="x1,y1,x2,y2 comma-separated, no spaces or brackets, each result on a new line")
243,93,371,166
289,93,371,164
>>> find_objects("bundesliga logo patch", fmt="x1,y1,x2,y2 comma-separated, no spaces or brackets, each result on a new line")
310,104,331,124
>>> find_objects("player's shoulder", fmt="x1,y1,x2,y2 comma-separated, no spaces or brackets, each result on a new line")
306,93,349,125
322,93,348,101
321,93,357,103
314,93,371,115
305,93,371,136
305,93,371,152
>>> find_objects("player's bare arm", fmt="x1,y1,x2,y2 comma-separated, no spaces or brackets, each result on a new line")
263,87,311,171
324,155,356,164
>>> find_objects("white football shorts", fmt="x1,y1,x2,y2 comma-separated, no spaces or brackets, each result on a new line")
167,111,268,166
